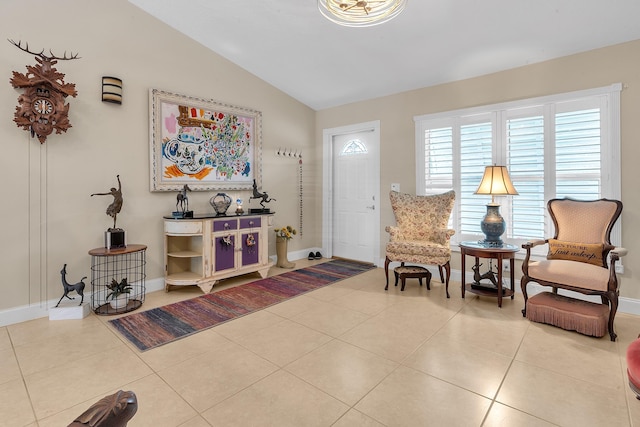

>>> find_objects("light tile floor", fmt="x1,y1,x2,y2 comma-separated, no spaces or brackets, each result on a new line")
3,258,640,426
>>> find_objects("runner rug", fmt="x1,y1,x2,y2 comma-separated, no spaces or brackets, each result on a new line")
109,259,375,351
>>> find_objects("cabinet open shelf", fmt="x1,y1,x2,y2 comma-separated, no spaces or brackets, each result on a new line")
167,250,201,258
164,213,273,293
166,271,203,281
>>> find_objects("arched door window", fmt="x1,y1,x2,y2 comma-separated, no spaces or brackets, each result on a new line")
341,139,367,155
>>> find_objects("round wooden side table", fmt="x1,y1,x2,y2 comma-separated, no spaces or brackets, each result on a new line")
459,241,519,308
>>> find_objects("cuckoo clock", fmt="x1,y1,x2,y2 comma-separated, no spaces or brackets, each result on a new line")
8,39,79,144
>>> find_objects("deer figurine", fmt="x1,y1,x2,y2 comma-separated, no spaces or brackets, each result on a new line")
55,264,87,307
472,262,499,288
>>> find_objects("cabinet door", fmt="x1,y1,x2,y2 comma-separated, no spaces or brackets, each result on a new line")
214,234,236,272
239,217,261,267
241,231,260,266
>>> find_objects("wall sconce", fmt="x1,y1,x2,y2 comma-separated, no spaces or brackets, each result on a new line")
102,76,122,104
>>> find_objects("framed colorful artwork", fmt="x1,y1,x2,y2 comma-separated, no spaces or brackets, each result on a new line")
149,89,262,191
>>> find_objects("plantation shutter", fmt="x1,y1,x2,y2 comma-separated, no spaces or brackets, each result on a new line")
555,107,601,199
506,111,546,240
415,84,620,247
459,119,493,236
423,126,453,193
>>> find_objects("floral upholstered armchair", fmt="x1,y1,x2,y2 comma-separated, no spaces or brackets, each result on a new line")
385,190,455,297
521,197,626,341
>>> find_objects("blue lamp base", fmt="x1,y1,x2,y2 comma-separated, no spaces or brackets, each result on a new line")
480,204,505,247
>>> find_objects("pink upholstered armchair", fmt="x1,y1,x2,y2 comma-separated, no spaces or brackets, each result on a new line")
521,197,626,341
384,190,455,297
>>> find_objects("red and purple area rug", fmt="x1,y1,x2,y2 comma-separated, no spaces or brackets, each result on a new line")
109,259,375,351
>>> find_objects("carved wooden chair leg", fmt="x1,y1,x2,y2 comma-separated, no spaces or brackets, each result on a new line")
607,292,619,342
443,261,451,298
520,277,530,317
384,256,391,290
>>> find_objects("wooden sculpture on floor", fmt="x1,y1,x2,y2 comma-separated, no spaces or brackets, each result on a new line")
68,390,137,427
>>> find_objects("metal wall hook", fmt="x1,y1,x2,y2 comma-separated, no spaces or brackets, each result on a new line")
276,147,302,160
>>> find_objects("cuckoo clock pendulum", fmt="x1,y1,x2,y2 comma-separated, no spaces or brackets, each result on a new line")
8,39,79,144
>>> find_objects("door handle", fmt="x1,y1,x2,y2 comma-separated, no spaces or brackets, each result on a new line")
366,205,375,210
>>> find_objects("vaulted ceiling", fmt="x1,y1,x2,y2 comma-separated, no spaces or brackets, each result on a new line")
129,0,640,110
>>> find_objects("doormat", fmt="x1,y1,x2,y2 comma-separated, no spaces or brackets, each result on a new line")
108,259,375,351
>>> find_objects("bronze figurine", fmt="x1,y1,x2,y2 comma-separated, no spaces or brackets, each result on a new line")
91,175,123,229
55,264,86,307
249,179,275,210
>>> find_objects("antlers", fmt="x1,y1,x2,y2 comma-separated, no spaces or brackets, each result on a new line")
8,39,80,60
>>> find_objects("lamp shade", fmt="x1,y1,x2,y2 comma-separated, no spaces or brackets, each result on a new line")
474,166,518,196
318,0,407,27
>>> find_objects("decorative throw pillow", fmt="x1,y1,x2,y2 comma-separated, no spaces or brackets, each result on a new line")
547,239,605,267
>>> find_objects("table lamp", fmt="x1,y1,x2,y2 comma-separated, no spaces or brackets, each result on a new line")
474,165,518,247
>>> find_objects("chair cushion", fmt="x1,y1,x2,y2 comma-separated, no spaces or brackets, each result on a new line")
386,241,449,256
527,259,610,292
547,239,605,267
386,241,450,266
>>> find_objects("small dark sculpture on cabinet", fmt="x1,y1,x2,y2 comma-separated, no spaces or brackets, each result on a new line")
176,184,191,212
68,390,137,426
249,179,276,212
173,184,193,218
55,264,86,307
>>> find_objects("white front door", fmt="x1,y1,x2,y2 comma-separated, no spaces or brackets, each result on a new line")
322,121,380,265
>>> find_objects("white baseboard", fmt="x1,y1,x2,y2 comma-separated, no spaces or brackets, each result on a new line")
451,268,640,315
0,277,165,327
381,260,640,317
269,247,324,265
3,262,638,327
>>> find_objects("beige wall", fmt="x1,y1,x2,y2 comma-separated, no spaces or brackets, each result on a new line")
316,39,640,300
2,0,639,316
0,0,317,312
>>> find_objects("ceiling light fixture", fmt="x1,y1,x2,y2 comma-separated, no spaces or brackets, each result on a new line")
318,0,407,27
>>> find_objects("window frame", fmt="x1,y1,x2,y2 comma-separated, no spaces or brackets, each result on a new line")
414,83,622,254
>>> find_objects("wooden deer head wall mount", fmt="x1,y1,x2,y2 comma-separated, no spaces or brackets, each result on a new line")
8,39,79,144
